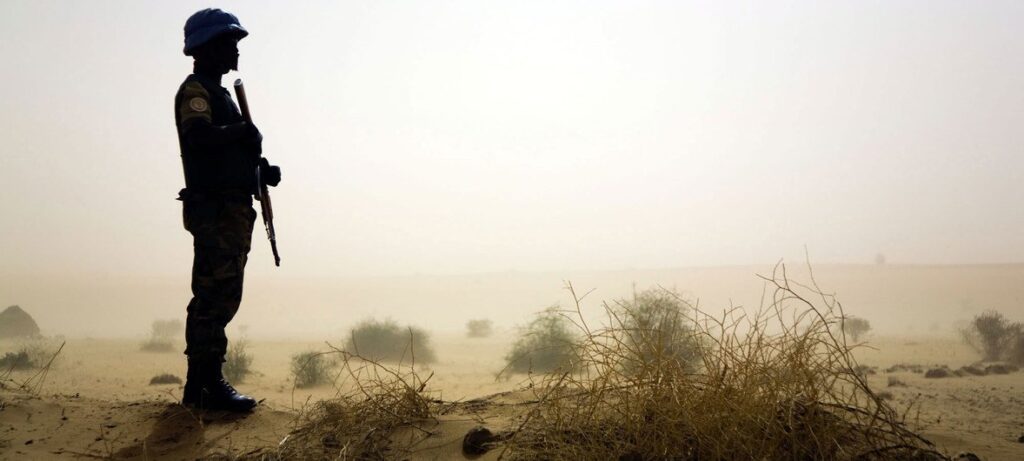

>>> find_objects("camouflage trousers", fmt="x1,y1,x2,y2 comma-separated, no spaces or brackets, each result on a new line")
182,198,256,362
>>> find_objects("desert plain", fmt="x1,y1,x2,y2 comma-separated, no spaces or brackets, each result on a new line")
3,264,1024,460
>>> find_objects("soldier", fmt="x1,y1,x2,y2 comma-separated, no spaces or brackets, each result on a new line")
175,8,281,412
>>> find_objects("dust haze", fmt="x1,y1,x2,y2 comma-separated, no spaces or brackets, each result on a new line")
3,1,1024,460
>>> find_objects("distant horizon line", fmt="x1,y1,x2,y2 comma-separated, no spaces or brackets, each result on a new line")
4,261,1023,280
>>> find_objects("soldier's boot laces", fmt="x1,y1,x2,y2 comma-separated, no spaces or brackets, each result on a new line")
182,358,257,412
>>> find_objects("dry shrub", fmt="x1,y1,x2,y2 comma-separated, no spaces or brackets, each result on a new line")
1,340,64,394
614,288,704,374
842,316,872,342
140,319,183,353
265,347,436,460
466,319,494,338
291,351,334,388
152,319,183,338
960,311,1021,362
0,350,32,371
502,265,946,460
1,338,63,372
504,306,580,374
1009,335,1024,366
345,319,437,364
224,338,253,383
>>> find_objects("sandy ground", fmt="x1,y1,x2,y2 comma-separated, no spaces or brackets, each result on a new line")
2,335,1024,460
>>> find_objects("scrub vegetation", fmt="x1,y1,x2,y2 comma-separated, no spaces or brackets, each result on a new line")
961,310,1024,365
140,319,183,353
291,351,334,389
241,266,948,460
345,318,437,364
503,306,580,374
466,318,493,338
224,337,254,383
501,267,947,460
842,316,872,342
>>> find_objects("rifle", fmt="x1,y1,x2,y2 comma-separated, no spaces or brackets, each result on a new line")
233,78,281,267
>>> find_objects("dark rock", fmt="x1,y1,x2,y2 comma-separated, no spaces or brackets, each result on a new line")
463,426,497,456
148,374,183,385
955,452,981,461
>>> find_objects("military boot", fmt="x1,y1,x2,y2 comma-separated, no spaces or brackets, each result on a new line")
182,356,206,406
182,357,257,412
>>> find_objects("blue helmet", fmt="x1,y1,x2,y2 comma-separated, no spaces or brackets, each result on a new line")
183,8,248,56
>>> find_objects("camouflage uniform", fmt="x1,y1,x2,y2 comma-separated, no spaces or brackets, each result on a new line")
182,199,255,361
175,72,258,363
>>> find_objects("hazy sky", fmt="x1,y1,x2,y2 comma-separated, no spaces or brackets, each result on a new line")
1,0,1022,278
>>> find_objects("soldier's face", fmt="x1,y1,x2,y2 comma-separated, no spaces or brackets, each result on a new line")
197,35,240,73
213,37,240,72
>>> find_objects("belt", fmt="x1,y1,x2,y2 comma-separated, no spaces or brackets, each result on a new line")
177,188,253,203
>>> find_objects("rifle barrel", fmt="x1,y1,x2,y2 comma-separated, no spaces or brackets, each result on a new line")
233,78,281,267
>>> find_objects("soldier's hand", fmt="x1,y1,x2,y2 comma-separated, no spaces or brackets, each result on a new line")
260,158,281,187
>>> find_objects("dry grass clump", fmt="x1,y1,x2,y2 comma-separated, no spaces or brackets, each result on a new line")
345,319,437,364
502,265,946,461
1,338,64,373
614,288,704,374
959,310,1024,365
504,306,581,374
291,351,335,388
224,338,253,383
466,319,494,338
265,347,437,460
1,340,64,394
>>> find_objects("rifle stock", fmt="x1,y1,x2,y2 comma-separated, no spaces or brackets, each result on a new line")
234,78,281,267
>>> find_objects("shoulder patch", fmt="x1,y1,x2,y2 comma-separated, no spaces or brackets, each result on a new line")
188,97,208,112
178,81,212,126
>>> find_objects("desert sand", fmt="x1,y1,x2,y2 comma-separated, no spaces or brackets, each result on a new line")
3,265,1024,459
2,335,1024,460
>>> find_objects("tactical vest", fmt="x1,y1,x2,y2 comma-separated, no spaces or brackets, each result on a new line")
174,73,257,197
